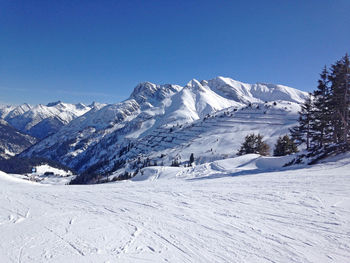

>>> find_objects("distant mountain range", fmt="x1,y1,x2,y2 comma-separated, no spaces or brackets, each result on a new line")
0,101,100,139
3,76,307,182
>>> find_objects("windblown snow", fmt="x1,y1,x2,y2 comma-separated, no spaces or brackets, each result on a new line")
0,154,349,262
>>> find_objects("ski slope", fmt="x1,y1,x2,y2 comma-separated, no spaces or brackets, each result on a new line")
1,155,350,262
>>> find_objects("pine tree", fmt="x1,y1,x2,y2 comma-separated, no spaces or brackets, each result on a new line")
290,53,350,160
290,93,314,150
328,54,350,144
289,125,304,147
189,153,194,166
273,135,298,156
237,133,270,156
171,159,180,167
310,66,332,149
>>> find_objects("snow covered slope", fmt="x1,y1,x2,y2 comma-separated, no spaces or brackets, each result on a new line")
0,101,94,138
0,103,32,120
7,164,75,185
0,155,349,262
207,76,308,104
21,77,308,176
132,154,296,181
121,101,300,172
0,119,37,159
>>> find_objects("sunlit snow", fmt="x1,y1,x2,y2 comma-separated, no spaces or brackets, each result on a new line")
1,154,349,262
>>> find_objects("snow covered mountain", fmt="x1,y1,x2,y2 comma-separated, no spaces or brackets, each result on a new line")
0,101,94,138
0,119,37,159
21,77,308,180
206,77,307,104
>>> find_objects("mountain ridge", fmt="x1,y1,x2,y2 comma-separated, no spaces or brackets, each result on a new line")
0,102,96,138
0,119,37,160
19,76,308,181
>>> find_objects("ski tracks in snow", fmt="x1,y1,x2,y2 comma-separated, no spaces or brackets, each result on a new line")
0,162,350,262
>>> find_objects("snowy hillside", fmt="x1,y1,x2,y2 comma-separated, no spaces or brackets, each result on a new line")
0,154,349,262
7,164,74,185
71,100,301,181
0,101,94,138
122,101,300,171
21,77,308,178
0,119,37,159
131,154,296,182
207,76,308,104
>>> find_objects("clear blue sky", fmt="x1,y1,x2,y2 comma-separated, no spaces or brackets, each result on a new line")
1,0,349,105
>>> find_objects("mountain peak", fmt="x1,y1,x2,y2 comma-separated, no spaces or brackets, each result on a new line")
18,75,308,177
74,102,87,110
130,82,182,105
186,78,201,86
47,101,63,107
185,79,207,92
130,82,158,98
205,76,308,104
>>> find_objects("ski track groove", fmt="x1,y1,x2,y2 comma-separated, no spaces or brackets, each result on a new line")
1,159,350,262
44,227,85,257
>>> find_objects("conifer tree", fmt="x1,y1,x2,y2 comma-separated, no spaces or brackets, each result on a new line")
171,159,180,167
189,153,195,166
273,135,298,156
290,53,350,158
237,133,270,156
328,54,350,144
290,94,314,150
311,66,332,148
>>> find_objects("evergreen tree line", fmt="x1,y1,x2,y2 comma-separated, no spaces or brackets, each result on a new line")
290,54,350,155
237,133,298,157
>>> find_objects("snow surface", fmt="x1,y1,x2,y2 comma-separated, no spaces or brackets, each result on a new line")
4,165,74,185
132,154,297,182
34,164,73,176
1,155,350,262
